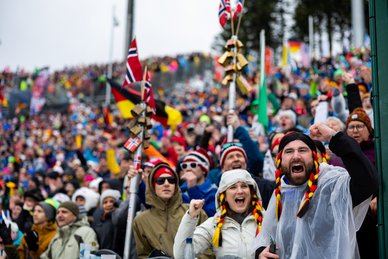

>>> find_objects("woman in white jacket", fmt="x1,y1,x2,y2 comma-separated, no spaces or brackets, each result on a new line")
173,169,264,259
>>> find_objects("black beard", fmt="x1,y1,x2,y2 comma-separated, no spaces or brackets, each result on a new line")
281,160,314,185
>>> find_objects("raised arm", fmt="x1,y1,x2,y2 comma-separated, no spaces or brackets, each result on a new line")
309,123,378,206
174,199,212,259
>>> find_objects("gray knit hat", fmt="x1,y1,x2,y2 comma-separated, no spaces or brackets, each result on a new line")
36,202,56,222
58,201,79,218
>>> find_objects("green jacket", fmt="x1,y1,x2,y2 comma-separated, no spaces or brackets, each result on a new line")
133,166,208,258
40,220,99,259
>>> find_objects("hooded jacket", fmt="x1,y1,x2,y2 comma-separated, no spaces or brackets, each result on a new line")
174,169,263,259
133,163,208,258
17,222,57,259
40,220,99,259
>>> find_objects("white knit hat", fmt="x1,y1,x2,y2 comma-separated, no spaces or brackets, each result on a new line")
215,169,260,210
277,109,297,125
100,189,121,205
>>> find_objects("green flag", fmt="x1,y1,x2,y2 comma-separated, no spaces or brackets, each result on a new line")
258,73,268,129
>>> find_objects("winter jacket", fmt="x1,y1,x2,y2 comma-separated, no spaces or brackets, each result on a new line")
40,220,99,259
174,212,258,259
234,126,264,176
181,179,217,217
254,132,378,258
17,222,57,259
133,166,209,258
92,208,116,252
207,126,265,186
92,191,132,255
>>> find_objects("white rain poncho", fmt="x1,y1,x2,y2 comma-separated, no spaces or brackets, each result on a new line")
252,162,371,259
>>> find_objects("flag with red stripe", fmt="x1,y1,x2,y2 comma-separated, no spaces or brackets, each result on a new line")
144,72,156,112
232,0,243,20
122,38,143,89
108,79,182,129
218,0,231,28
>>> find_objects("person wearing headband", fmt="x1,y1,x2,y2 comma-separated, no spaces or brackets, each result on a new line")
254,123,378,259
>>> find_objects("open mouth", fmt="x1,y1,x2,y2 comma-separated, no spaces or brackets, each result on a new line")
232,164,242,169
235,197,245,206
291,164,305,174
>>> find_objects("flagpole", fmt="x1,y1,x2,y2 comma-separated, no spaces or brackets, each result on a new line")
123,68,147,259
235,0,245,37
227,34,238,142
227,0,245,142
308,15,314,66
259,30,265,94
105,4,117,106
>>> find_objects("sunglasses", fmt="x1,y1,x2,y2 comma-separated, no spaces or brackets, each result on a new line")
154,176,177,185
181,162,199,170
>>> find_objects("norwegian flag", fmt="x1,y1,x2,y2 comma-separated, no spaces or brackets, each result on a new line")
122,38,143,89
218,0,231,28
144,81,156,112
233,0,243,20
124,136,142,152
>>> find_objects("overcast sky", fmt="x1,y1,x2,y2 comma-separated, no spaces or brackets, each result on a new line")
0,0,221,72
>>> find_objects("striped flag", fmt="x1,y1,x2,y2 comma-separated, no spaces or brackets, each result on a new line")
144,72,156,112
232,0,243,20
122,38,143,89
218,0,231,28
108,79,183,129
144,81,156,112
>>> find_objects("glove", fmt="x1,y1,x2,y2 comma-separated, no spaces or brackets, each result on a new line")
0,221,12,245
24,230,39,251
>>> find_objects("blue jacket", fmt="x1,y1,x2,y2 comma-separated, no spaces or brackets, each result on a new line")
234,126,264,176
181,179,217,217
208,126,265,186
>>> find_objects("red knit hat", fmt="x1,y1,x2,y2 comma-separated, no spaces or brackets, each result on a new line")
171,136,187,151
153,166,175,180
345,108,373,136
219,142,247,169
152,165,175,188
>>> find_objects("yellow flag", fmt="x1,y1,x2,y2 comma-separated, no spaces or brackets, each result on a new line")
106,148,121,175
75,135,82,149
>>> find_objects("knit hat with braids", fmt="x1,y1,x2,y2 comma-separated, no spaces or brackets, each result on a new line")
274,132,319,221
213,169,263,247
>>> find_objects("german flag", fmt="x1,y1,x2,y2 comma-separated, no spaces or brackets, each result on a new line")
108,79,182,129
103,105,114,128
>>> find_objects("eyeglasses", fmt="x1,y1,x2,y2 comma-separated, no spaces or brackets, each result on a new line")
221,142,243,154
154,176,177,185
181,162,199,170
347,124,366,131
